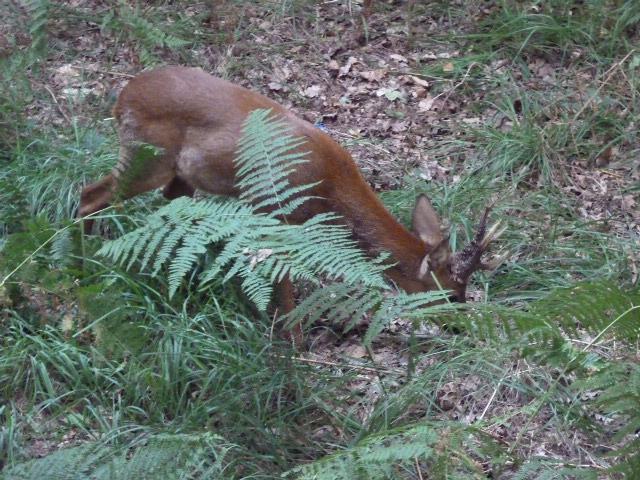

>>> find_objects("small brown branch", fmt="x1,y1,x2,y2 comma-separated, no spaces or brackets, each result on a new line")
284,354,405,376
572,49,635,121
414,455,424,480
43,84,71,124
68,65,135,78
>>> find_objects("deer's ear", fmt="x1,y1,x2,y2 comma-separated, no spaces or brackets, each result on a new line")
412,194,444,247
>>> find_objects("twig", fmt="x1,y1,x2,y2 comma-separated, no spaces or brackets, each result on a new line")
437,62,478,107
43,84,72,124
68,65,135,78
572,49,635,121
285,354,405,376
478,371,506,421
414,455,424,480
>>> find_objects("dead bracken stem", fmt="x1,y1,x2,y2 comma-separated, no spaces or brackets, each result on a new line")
282,354,405,376
43,83,71,124
414,455,424,480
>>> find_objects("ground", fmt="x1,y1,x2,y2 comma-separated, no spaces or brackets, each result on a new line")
1,1,639,478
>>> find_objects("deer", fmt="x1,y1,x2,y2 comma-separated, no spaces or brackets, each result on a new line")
79,66,504,346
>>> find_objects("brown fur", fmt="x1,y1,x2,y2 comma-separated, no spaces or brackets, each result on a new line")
80,66,471,345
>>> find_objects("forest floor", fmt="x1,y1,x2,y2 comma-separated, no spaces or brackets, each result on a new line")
1,1,639,478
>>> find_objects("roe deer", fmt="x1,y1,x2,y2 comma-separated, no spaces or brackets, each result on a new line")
79,66,503,344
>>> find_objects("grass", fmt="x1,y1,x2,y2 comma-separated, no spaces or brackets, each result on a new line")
0,0,639,477
468,0,640,60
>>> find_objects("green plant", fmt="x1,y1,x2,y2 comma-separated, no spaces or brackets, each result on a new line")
470,0,640,60
100,2,194,66
1,433,234,479
0,405,20,470
575,360,640,476
284,423,501,479
97,109,414,319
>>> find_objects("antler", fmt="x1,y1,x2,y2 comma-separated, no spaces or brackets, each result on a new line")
451,207,506,282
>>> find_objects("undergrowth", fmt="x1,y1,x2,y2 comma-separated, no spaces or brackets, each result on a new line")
1,0,639,478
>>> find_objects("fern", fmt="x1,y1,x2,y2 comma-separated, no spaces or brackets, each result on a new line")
100,3,191,67
24,0,50,56
284,423,499,479
450,281,640,347
235,108,317,216
286,284,452,344
574,360,640,476
510,460,596,480
98,110,388,311
1,433,233,479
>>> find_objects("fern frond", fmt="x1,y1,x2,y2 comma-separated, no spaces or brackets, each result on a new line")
364,290,455,345
97,110,435,331
451,281,640,346
49,226,72,266
235,109,317,216
25,0,50,55
116,4,190,67
574,360,640,475
284,422,496,479
286,284,382,330
98,197,256,297
511,460,594,480
284,424,437,480
2,433,233,479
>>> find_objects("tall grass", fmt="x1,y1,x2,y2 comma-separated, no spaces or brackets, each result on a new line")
0,0,638,477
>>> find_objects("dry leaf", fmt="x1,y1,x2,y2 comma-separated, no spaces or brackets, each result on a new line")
461,117,480,125
303,85,322,98
392,121,408,133
60,313,74,334
345,344,367,358
360,69,386,82
621,195,636,211
389,53,408,63
418,96,435,111
376,88,403,101
407,75,429,87
595,146,613,167
339,56,358,77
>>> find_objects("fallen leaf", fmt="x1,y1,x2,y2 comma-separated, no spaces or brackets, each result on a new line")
595,146,613,167
60,313,74,334
339,56,358,77
303,85,323,98
376,88,403,101
407,75,429,87
360,69,386,82
345,344,367,358
621,195,636,211
418,96,435,111
389,53,408,63
461,117,480,125
392,121,408,132
384,90,403,101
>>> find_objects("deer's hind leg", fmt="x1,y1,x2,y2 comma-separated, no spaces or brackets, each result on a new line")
79,140,178,233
